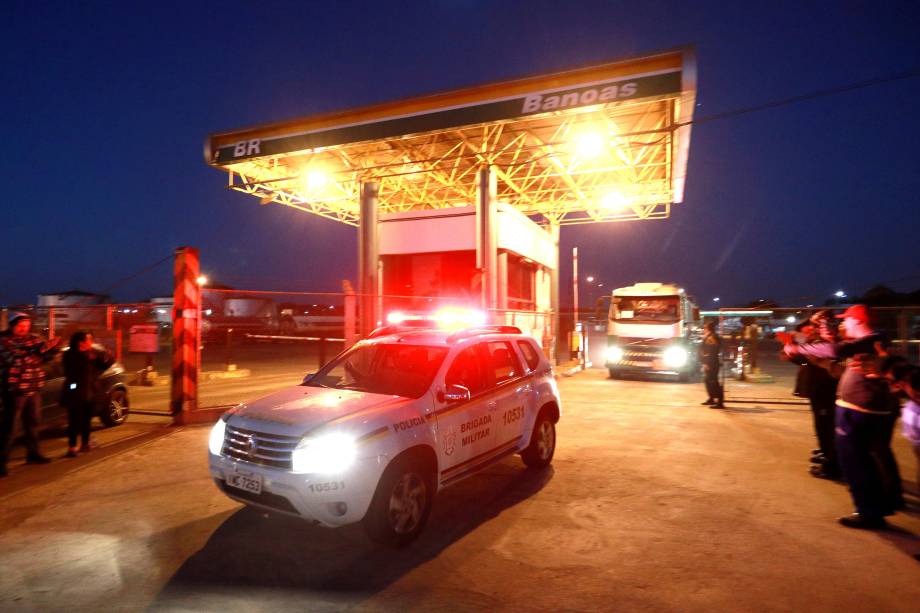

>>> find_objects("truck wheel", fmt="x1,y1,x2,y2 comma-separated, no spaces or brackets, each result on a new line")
521,410,556,469
608,368,621,379
100,388,130,427
363,456,434,547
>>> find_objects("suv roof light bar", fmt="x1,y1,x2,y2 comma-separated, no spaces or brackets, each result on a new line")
446,325,523,343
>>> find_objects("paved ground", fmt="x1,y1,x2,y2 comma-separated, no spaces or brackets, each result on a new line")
1,368,918,612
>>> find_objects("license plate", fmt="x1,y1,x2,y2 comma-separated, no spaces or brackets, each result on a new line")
226,470,263,495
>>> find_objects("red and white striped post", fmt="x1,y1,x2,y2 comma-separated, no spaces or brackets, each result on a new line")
171,246,200,423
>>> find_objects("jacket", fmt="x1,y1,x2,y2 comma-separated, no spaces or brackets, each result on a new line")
61,349,115,405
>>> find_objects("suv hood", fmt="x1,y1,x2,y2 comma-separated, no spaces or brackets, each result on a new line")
227,385,411,436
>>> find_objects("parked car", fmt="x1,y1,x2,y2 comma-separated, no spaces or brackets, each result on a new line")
31,345,131,431
208,323,560,547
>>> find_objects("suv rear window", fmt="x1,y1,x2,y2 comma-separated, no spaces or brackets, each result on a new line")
516,340,541,371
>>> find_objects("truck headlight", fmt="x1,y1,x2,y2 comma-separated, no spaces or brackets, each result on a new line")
292,433,357,474
606,345,624,363
209,418,227,455
663,346,689,368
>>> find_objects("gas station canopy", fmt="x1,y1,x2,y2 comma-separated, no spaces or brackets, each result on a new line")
205,48,696,226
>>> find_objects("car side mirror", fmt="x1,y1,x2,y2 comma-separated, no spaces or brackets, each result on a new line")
438,384,471,404
302,372,317,385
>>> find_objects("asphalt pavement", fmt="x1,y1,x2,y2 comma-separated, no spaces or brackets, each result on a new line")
0,366,918,612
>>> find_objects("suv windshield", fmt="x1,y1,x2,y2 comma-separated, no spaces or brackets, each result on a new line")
612,296,680,323
305,343,448,398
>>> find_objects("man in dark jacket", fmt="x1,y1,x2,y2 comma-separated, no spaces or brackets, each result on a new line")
699,321,724,408
784,304,898,529
0,312,61,476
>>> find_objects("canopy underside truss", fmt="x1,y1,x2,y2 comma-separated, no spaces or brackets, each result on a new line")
224,95,683,227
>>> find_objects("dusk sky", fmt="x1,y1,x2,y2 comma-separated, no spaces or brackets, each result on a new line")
3,1,919,308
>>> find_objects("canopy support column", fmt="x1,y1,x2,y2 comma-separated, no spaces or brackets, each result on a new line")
550,222,560,364
477,166,498,322
359,181,379,337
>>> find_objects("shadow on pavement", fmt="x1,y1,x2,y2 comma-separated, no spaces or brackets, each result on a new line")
152,462,554,610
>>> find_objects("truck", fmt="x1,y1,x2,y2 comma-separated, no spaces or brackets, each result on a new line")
604,282,700,381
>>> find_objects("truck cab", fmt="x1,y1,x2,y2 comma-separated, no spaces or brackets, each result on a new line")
604,282,700,381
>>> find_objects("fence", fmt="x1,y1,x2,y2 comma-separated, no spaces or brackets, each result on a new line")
2,287,561,418
1,303,172,415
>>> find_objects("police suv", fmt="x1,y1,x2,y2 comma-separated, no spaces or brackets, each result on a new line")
208,323,560,546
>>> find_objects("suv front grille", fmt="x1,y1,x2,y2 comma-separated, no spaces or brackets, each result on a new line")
222,424,300,470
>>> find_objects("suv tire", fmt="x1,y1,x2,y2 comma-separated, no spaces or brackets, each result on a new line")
521,409,556,469
363,455,434,547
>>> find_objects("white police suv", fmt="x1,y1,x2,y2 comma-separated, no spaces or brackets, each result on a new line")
208,323,560,546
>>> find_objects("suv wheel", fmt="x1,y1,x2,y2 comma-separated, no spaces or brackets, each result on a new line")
521,409,556,469
100,387,130,427
363,456,433,547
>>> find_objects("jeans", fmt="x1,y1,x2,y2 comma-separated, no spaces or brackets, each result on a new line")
835,405,893,518
704,365,723,404
67,400,94,448
0,392,42,464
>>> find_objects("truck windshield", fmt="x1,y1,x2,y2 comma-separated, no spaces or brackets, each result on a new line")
305,343,448,399
612,296,680,323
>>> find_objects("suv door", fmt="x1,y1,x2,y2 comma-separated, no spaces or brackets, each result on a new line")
481,340,533,452
435,345,498,484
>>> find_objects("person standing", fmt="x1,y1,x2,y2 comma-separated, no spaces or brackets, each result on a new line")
785,304,897,529
893,366,920,498
0,312,61,476
699,321,725,408
61,331,114,457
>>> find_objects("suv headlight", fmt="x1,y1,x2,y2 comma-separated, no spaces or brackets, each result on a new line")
606,345,624,363
663,346,689,368
209,418,227,455
292,433,357,474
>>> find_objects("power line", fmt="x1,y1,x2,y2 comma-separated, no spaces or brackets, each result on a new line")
680,68,920,128
100,253,173,296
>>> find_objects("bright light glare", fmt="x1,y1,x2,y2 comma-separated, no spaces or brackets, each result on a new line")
575,132,605,158
208,419,226,455
196,275,208,286
601,190,627,211
786,316,796,324
305,170,328,190
433,307,486,329
834,290,846,298
662,346,689,368
386,311,407,324
292,433,357,474
606,346,624,363
586,276,595,283
713,297,720,303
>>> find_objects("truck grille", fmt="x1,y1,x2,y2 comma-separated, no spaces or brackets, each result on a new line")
222,424,300,470
623,350,659,361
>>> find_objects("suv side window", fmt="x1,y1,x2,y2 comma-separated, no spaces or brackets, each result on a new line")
516,339,541,371
445,347,485,395
483,340,522,386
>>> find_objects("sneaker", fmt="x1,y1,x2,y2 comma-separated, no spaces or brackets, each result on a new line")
26,454,51,465
701,399,715,405
711,403,725,409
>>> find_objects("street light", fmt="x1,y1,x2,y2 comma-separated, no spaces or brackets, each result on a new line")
713,297,720,303
834,290,846,298
586,276,595,283
196,275,208,286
